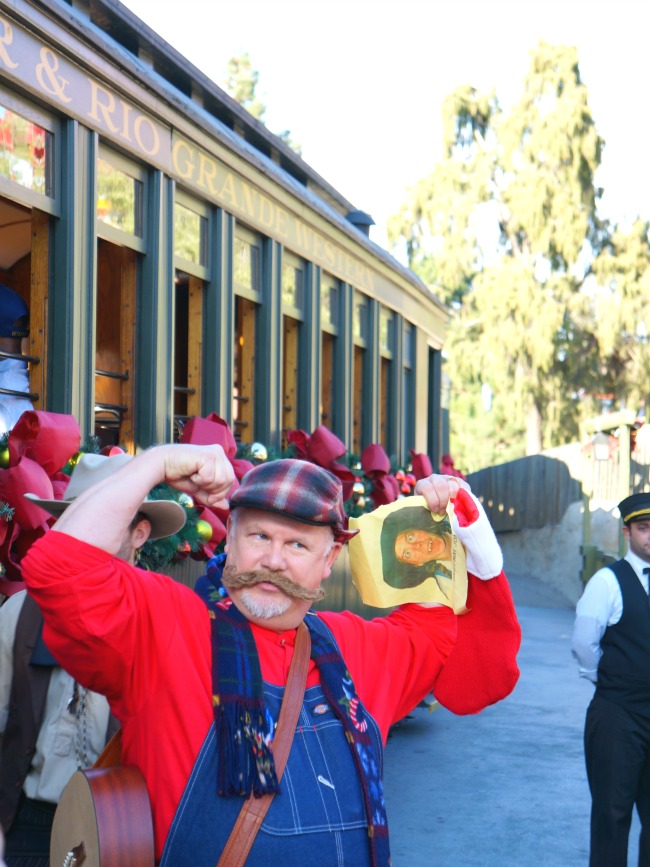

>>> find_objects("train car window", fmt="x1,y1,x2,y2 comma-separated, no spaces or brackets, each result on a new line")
97,158,142,237
173,194,209,439
94,239,136,450
281,251,305,447
0,104,52,197
0,93,56,424
174,201,207,268
380,306,394,453
380,306,394,357
403,322,415,464
352,291,369,456
234,234,260,297
233,225,262,442
353,291,368,344
320,273,340,430
94,148,146,449
173,271,203,437
233,296,257,442
281,260,304,312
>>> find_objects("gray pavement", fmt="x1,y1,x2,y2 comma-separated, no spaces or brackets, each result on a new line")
383,571,642,866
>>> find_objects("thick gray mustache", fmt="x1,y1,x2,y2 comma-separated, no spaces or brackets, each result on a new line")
221,564,325,602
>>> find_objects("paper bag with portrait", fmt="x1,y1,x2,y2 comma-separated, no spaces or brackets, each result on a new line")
348,495,468,612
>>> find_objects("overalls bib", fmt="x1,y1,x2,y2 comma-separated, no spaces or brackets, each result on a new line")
160,681,384,866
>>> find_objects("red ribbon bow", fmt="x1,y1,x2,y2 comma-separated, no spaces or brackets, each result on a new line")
287,426,355,501
0,411,81,594
360,444,400,507
409,448,433,481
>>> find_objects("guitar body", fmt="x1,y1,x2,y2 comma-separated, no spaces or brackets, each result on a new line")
50,766,155,867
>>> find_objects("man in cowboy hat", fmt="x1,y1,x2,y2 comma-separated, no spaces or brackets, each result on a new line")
0,452,186,866
572,492,650,867
21,443,520,866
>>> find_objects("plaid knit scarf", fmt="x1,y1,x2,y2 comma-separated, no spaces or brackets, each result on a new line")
194,553,390,867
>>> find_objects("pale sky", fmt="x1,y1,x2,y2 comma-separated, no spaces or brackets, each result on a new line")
119,0,650,251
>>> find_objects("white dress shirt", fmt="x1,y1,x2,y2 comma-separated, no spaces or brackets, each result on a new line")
0,357,33,434
0,591,111,803
571,550,650,683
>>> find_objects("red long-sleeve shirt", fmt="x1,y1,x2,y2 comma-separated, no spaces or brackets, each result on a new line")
22,531,519,861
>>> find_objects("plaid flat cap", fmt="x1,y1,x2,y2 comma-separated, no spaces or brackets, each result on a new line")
229,458,358,542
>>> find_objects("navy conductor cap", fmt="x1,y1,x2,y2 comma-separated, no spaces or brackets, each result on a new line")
619,493,650,525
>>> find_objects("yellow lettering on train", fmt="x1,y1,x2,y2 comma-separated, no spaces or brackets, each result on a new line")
258,195,274,229
241,182,257,217
219,172,236,204
197,153,219,195
324,240,336,268
0,18,18,69
133,115,160,156
172,140,194,180
276,208,289,238
295,222,315,253
36,48,71,103
87,80,120,133
120,103,132,141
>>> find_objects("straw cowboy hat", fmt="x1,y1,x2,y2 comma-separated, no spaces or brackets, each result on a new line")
25,452,186,540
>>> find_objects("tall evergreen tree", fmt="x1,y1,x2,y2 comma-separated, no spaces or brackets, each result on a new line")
224,53,302,155
225,53,266,121
389,42,650,469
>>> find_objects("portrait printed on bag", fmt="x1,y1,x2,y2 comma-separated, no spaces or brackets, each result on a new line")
348,496,468,612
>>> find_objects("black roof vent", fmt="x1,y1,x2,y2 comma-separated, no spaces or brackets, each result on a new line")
346,209,375,237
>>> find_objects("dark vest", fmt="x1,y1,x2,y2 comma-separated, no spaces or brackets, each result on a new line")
597,559,650,715
0,594,54,832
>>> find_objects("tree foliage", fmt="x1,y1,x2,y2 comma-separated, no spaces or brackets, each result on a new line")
225,53,266,121
389,42,650,470
223,53,302,156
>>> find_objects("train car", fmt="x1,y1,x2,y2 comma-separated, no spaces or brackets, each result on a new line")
0,0,448,470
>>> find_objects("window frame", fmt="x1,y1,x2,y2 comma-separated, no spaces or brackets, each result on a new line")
96,144,146,253
173,187,210,281
0,86,59,216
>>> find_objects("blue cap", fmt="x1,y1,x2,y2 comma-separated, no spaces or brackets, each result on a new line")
0,285,29,338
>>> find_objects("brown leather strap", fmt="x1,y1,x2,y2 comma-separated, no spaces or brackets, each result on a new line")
216,620,311,867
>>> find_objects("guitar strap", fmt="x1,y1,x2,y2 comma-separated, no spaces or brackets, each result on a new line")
93,726,123,769
216,620,311,867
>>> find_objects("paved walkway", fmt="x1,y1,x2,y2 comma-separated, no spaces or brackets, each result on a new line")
383,572,641,866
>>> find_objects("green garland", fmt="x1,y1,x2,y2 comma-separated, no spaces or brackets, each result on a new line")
1,430,421,579
139,482,204,571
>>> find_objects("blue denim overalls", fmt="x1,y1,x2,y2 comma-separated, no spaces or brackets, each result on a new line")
160,681,384,866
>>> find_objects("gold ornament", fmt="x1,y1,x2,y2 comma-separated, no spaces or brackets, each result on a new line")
67,451,81,469
353,481,365,496
0,447,9,469
356,496,366,509
178,493,194,509
250,442,268,461
195,519,213,543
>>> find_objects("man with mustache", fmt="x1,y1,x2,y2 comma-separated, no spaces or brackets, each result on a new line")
21,444,520,866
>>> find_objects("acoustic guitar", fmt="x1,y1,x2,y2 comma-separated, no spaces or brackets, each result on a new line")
49,765,155,867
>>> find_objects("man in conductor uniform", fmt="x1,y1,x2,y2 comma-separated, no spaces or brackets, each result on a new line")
572,492,650,867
